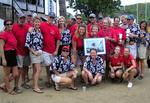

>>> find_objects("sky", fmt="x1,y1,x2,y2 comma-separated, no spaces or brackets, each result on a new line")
121,0,150,6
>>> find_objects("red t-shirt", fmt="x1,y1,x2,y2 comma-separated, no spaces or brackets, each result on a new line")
99,27,116,54
123,54,136,68
12,23,30,56
110,55,123,67
0,31,17,51
72,35,84,50
40,22,61,54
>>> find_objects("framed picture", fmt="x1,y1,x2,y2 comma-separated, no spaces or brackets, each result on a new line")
84,38,106,55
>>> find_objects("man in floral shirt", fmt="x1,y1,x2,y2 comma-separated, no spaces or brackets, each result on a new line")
51,46,78,91
82,48,105,86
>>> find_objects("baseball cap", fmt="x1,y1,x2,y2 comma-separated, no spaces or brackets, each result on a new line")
62,46,70,51
127,14,135,20
48,12,56,18
26,11,32,17
89,13,96,18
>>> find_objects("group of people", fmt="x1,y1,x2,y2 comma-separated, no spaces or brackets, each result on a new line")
0,11,150,95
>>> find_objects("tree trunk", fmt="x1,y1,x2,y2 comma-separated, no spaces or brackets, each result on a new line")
59,0,67,18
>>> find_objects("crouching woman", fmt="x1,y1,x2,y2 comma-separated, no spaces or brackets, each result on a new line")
51,46,78,91
82,48,105,86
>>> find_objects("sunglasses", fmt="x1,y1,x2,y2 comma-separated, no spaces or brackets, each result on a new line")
6,23,13,26
62,50,69,52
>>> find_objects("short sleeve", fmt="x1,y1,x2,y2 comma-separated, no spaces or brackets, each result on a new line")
25,32,31,48
0,32,7,41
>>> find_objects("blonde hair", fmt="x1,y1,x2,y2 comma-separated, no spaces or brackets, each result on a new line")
33,16,41,22
75,24,87,38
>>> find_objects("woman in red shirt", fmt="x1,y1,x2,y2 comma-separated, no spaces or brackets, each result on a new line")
72,24,87,68
122,47,137,88
0,20,19,95
109,46,123,82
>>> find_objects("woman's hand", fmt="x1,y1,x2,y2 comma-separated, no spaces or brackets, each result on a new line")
2,58,7,66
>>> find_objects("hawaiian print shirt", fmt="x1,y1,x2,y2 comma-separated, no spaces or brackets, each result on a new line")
52,55,75,73
127,23,140,42
25,29,43,51
83,56,105,75
60,28,71,46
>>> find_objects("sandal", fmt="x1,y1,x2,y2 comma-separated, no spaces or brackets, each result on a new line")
8,90,17,95
33,89,44,93
0,85,8,92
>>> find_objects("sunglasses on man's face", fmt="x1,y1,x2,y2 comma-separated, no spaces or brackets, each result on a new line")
62,49,69,52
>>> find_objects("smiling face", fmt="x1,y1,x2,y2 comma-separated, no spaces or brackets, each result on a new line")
90,49,97,59
33,18,41,29
113,18,120,27
5,20,13,31
124,48,130,57
91,25,99,37
78,26,86,36
114,46,120,55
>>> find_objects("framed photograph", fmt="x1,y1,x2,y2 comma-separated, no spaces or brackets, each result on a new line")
84,38,106,55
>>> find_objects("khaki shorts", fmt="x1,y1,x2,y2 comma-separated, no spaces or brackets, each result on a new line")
17,55,31,68
30,52,42,64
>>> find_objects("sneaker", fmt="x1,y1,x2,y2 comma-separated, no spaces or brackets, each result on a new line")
21,83,31,89
127,82,133,88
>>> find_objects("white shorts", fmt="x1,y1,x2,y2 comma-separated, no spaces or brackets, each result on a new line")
41,51,54,66
51,73,67,83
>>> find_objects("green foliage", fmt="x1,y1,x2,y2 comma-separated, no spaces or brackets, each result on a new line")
122,3,150,22
69,0,121,17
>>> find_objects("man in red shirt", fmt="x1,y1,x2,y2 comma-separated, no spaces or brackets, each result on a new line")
12,13,31,92
70,14,83,36
112,17,126,54
40,12,61,87
25,11,33,27
87,13,97,34
123,47,138,88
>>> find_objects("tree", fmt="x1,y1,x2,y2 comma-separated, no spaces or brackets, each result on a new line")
59,0,67,18
69,0,121,17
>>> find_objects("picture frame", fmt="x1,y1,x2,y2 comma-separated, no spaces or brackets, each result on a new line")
84,38,106,55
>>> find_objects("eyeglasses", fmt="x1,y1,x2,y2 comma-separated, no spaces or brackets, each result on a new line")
62,50,69,52
49,16,55,19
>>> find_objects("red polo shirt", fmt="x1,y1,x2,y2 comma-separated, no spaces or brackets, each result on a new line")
123,54,136,68
12,23,30,56
40,22,61,54
0,31,17,51
110,55,123,67
72,35,84,50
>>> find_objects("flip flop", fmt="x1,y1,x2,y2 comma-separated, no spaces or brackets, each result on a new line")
33,89,44,93
67,87,78,90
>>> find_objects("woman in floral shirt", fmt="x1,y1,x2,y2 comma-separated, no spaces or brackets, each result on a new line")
57,16,71,55
82,48,105,86
25,16,43,93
